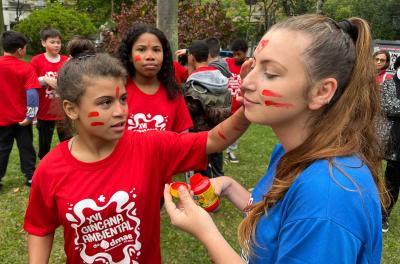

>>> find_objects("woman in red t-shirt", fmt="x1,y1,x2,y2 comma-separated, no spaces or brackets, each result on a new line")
118,24,193,133
24,53,250,263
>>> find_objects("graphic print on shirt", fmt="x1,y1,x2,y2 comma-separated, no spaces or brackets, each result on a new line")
227,73,241,98
44,71,59,99
65,189,142,264
127,113,168,132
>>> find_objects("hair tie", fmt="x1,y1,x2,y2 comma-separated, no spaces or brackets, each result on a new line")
337,19,358,43
73,53,96,60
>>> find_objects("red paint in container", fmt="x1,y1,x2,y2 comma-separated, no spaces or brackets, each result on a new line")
189,173,220,212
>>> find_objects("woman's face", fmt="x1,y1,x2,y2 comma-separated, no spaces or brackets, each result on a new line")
74,77,128,142
131,32,163,79
241,29,313,128
374,53,388,71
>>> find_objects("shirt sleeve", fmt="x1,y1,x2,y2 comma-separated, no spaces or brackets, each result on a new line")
276,218,362,264
154,131,208,183
24,63,40,90
24,163,60,236
172,94,193,133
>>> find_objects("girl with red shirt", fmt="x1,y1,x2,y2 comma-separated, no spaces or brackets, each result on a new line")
118,24,192,133
24,53,249,263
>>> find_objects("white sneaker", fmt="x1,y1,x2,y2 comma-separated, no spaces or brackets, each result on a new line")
227,152,239,163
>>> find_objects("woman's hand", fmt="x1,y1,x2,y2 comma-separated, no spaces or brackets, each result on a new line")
210,176,233,197
237,58,255,104
164,184,219,240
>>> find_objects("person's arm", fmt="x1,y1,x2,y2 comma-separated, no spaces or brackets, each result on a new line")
19,88,39,126
28,233,54,264
211,176,250,211
164,185,245,264
206,107,250,154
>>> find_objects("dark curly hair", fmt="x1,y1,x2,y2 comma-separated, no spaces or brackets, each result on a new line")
118,23,180,100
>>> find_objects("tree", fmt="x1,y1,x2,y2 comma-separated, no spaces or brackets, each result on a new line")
323,0,399,40
101,0,235,53
157,0,178,52
14,3,96,54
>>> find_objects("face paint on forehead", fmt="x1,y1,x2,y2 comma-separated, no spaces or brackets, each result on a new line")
255,39,269,54
134,55,141,62
115,86,120,98
262,89,282,97
88,111,100,118
265,100,293,109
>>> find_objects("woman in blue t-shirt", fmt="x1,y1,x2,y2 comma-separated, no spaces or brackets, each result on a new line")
164,14,387,264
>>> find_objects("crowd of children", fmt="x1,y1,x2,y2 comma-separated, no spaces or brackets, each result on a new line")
0,13,397,263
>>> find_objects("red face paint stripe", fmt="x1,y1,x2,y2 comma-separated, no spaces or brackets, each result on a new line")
134,55,141,62
255,39,269,54
116,86,120,98
262,89,282,98
90,122,105,126
233,126,242,131
218,130,227,140
88,111,99,118
265,100,293,108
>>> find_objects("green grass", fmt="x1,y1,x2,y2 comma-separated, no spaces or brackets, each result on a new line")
0,125,399,263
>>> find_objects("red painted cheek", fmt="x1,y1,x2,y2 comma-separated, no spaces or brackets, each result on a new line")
88,111,99,118
218,130,227,140
255,39,269,54
90,122,105,126
262,89,282,97
134,55,141,62
264,100,294,108
119,105,126,113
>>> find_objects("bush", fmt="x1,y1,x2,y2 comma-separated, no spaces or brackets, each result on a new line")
14,3,97,55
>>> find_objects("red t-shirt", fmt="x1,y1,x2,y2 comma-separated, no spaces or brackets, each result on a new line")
126,79,193,133
31,53,69,120
0,56,40,126
24,130,208,264
226,58,242,113
173,60,188,85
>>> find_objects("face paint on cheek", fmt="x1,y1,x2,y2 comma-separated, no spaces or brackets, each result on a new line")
265,100,294,108
134,55,141,62
90,122,105,126
262,89,282,97
255,39,269,54
88,111,100,118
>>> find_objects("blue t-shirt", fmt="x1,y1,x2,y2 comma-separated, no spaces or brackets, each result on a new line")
247,144,382,264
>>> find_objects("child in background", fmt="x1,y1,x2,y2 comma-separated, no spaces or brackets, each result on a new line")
225,38,249,163
31,28,70,159
118,24,193,133
24,53,250,263
165,15,386,263
0,31,40,187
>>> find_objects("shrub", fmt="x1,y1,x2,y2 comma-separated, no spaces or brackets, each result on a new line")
14,3,97,55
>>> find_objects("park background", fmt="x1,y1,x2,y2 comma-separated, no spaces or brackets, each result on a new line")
0,0,400,263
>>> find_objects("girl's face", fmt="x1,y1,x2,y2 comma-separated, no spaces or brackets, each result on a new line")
241,29,313,128
74,77,128,142
131,32,163,79
374,53,387,71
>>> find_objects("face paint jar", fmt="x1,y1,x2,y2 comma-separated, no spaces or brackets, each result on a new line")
189,173,220,212
170,182,190,200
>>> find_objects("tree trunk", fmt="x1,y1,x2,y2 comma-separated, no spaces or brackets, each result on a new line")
157,0,178,53
0,0,4,54
316,0,325,14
